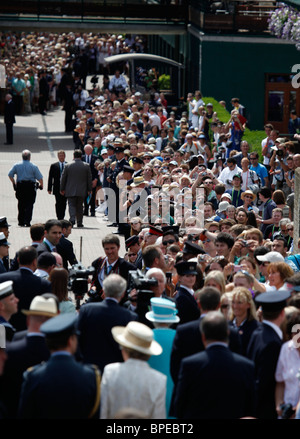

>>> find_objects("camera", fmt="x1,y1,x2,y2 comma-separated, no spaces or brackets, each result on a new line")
226,179,232,185
240,239,248,248
68,263,95,307
125,270,158,321
280,403,295,419
276,149,284,157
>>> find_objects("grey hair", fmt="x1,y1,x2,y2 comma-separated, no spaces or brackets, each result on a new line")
22,149,31,160
279,218,292,227
103,274,127,299
145,267,166,284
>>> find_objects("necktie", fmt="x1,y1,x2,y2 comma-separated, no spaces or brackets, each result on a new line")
107,264,112,274
60,162,64,175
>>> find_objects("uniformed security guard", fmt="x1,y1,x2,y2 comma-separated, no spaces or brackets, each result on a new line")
8,150,43,227
174,261,200,325
0,280,18,342
18,313,101,419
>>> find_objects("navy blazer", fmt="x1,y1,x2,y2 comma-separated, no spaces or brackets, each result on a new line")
47,161,67,195
56,235,78,270
18,354,100,419
0,268,51,331
82,154,99,181
174,286,200,325
174,344,255,419
0,334,50,418
77,298,138,373
247,322,282,419
91,256,137,294
170,315,242,385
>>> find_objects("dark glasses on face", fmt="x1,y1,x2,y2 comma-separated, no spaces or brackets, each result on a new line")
163,240,175,245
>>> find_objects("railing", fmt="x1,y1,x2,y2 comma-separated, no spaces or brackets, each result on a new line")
0,0,186,21
189,1,277,33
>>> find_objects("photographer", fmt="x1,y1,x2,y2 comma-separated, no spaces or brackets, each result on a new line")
89,234,137,299
269,139,289,193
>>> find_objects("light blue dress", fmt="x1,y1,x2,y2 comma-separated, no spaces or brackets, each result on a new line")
59,300,77,314
148,328,176,418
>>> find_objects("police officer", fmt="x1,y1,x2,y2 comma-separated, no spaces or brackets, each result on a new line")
18,313,101,419
0,281,18,342
174,260,200,325
8,150,43,227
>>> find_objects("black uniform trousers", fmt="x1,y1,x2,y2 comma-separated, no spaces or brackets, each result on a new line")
16,181,36,226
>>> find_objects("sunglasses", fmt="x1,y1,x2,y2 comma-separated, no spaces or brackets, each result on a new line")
128,253,136,257
244,195,253,199
221,304,229,309
163,240,176,246
144,157,151,160
287,228,294,231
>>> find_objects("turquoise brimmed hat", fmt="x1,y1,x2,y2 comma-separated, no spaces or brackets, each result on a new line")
146,297,180,323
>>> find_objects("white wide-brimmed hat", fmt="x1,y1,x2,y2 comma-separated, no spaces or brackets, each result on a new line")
22,295,59,318
111,321,162,356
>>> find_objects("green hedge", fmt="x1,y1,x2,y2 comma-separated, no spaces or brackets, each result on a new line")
203,97,265,160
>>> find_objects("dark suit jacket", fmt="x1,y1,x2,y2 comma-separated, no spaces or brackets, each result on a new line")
82,154,98,181
247,322,282,419
91,256,137,294
0,334,50,418
0,268,51,331
18,354,100,419
174,344,255,419
47,161,67,195
4,99,16,125
170,315,242,384
174,286,200,325
77,298,138,373
56,235,77,269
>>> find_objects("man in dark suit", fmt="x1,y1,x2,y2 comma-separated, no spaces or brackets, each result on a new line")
4,94,15,145
247,290,290,419
174,311,255,419
82,144,99,217
10,223,45,271
35,219,62,256
173,261,200,325
107,144,129,227
0,246,52,332
47,150,67,220
60,149,92,228
170,286,242,386
0,294,58,418
56,220,77,270
77,274,137,373
90,234,137,298
18,313,100,419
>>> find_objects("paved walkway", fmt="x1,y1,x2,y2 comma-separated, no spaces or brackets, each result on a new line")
0,105,124,270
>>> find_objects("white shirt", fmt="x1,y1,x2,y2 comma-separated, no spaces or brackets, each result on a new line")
98,258,118,287
218,165,243,190
275,339,300,406
179,285,195,296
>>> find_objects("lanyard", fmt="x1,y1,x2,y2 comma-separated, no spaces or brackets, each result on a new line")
231,189,240,207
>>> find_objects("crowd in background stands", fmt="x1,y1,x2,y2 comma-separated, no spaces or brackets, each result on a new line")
0,31,146,115
3,31,300,420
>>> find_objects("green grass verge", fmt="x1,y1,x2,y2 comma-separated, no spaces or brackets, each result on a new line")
203,97,265,160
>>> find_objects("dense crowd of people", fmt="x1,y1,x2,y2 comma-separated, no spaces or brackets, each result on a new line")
2,30,300,421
